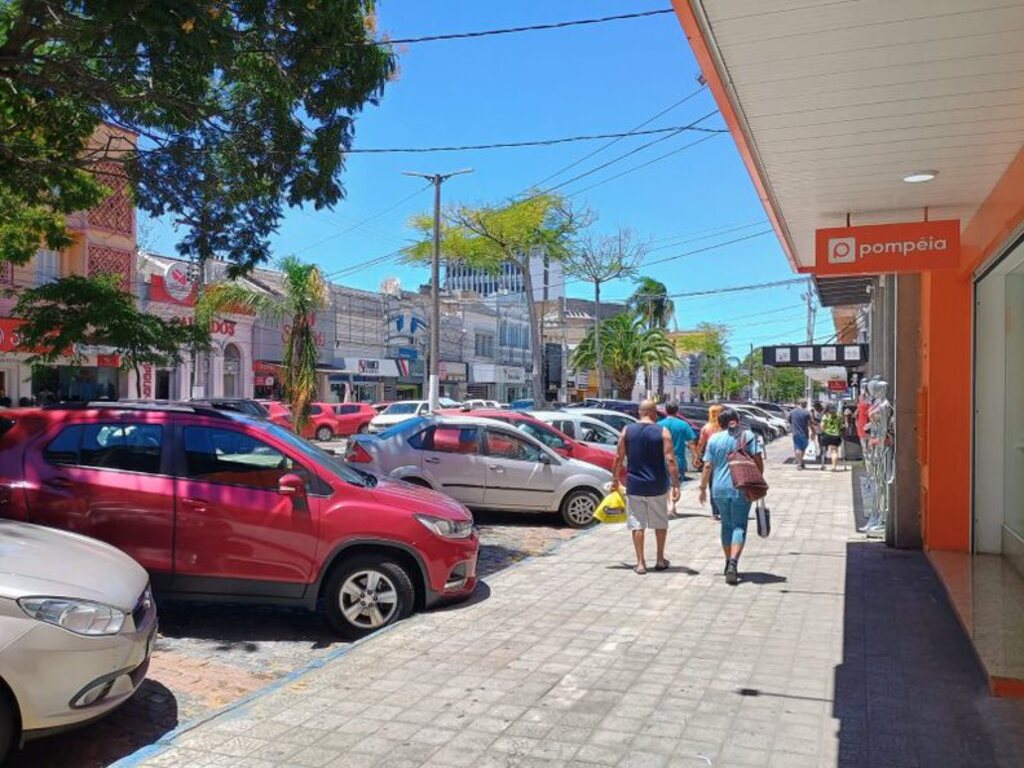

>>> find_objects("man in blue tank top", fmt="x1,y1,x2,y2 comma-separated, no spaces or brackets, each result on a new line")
611,399,681,574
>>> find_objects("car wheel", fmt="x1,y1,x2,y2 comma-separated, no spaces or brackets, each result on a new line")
315,426,334,441
560,488,600,528
324,557,415,640
0,689,15,765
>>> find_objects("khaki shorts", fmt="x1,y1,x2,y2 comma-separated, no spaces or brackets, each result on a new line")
626,493,669,531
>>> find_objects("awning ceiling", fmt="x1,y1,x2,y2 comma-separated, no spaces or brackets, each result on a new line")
813,276,872,307
679,0,1024,269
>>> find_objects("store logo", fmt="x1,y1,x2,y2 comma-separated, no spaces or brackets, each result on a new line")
827,237,856,264
164,263,194,303
358,359,379,375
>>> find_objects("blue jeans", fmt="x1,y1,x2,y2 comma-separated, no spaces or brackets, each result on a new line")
715,495,752,550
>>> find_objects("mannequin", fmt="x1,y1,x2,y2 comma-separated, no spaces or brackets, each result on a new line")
860,379,894,535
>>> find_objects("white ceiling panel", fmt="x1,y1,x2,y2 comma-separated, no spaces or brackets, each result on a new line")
692,0,1024,267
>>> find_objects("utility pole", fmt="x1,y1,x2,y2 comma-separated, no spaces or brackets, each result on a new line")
559,294,568,403
804,287,816,403
402,168,473,411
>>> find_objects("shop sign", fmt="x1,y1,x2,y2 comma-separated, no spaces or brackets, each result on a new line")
827,380,847,392
172,316,236,337
358,359,379,375
499,366,525,383
282,314,326,349
254,375,275,387
96,353,120,368
141,363,153,398
847,370,864,389
163,262,194,302
814,219,960,276
762,344,868,368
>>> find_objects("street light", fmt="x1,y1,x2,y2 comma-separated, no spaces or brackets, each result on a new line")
402,169,473,411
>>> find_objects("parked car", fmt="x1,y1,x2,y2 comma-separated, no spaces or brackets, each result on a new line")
189,397,269,419
508,398,535,410
0,520,156,763
0,402,478,639
572,408,638,433
734,404,789,435
371,401,393,414
368,399,459,434
331,402,377,436
442,408,620,477
528,410,623,452
753,401,790,418
346,415,610,527
460,399,503,410
565,398,639,417
303,402,345,442
256,399,295,430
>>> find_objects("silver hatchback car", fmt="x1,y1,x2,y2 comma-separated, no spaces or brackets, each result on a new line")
346,415,611,527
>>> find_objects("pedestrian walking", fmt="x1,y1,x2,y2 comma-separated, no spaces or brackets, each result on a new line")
694,404,724,519
820,404,843,471
658,401,697,515
611,399,681,575
787,399,813,469
698,407,764,585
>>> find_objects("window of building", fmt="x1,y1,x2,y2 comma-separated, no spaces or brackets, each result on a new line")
475,333,494,358
35,248,59,285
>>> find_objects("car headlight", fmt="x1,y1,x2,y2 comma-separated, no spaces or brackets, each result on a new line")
18,597,126,636
415,514,474,540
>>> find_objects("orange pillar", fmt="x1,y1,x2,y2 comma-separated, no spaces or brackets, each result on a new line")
919,269,972,552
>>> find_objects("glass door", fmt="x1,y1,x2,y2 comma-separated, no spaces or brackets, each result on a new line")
1005,262,1024,546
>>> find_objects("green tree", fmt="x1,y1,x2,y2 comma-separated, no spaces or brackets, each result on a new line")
0,1,395,270
563,228,644,398
570,313,678,399
199,256,327,431
772,367,807,403
628,277,675,397
12,275,209,395
406,194,585,403
673,322,729,400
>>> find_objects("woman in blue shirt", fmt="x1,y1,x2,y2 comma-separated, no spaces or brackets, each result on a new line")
699,407,764,585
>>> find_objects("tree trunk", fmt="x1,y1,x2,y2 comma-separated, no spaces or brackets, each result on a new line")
520,262,546,404
593,281,603,398
134,363,142,398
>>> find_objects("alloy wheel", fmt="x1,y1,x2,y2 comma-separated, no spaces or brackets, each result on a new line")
339,570,399,630
565,492,598,526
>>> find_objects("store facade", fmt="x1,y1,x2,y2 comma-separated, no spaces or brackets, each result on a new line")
673,0,1024,694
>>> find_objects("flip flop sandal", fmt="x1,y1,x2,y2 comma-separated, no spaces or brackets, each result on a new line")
634,565,648,575
654,560,671,571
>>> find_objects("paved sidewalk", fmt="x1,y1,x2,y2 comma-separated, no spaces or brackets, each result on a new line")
121,455,1024,768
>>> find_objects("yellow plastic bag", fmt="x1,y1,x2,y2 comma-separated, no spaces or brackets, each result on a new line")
594,488,627,524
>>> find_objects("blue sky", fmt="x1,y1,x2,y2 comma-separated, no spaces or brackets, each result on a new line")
144,1,831,356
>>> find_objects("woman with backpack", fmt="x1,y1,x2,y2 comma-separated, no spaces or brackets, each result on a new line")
698,407,765,585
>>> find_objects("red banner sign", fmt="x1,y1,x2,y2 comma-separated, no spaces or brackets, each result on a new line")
96,354,120,368
814,219,960,276
827,380,848,392
141,363,153,398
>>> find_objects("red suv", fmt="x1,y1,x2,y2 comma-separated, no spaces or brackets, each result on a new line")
0,403,478,638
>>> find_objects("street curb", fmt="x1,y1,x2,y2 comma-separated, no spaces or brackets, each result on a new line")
110,516,611,767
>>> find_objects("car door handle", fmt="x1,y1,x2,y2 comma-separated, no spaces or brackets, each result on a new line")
424,457,441,464
181,498,209,512
488,465,505,473
43,477,72,489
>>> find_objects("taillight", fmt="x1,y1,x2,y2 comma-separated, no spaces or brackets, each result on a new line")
346,443,373,463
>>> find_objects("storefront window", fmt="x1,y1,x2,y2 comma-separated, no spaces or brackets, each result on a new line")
223,343,241,398
1005,260,1024,543
32,365,119,403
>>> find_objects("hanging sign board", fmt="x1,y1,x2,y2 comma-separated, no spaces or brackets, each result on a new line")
762,344,868,368
814,219,960,276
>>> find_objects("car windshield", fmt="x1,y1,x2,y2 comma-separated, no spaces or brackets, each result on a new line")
258,422,377,488
383,402,421,415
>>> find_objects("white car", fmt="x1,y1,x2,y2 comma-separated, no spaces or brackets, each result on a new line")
570,408,638,433
529,410,623,452
460,399,503,410
368,398,459,434
347,415,611,527
735,404,789,435
0,521,156,762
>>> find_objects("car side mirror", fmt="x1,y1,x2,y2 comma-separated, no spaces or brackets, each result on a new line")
538,453,552,465
278,473,307,497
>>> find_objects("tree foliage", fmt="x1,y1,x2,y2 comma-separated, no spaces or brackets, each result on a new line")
628,276,674,331
199,256,327,430
0,0,395,270
12,274,209,394
570,312,677,399
405,194,587,402
673,322,729,400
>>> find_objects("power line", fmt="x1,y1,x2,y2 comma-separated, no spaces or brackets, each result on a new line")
528,87,708,190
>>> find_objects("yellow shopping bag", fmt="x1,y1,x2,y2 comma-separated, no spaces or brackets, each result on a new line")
593,488,627,524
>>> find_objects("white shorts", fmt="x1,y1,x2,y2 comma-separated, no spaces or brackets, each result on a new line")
626,493,670,531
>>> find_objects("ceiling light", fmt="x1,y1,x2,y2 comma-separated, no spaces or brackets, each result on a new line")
903,171,937,183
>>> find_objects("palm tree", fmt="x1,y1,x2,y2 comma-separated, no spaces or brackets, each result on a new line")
627,277,675,396
570,313,678,399
198,256,328,433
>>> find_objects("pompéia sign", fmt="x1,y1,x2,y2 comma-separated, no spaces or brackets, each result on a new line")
813,219,960,276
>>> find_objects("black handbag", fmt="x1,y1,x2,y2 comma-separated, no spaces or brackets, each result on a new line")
756,499,771,538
